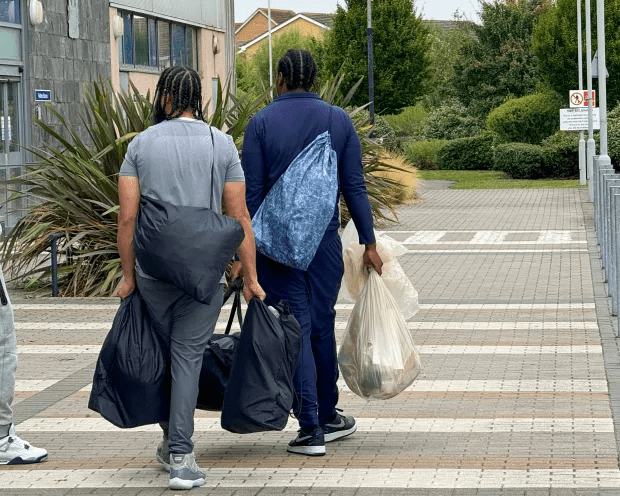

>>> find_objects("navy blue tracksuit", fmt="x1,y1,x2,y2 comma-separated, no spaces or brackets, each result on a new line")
242,92,375,428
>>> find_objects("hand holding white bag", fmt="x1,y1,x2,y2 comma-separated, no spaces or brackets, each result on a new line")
339,220,420,321
338,270,422,400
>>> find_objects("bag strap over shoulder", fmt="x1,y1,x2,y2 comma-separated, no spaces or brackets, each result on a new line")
208,125,216,211
327,105,333,136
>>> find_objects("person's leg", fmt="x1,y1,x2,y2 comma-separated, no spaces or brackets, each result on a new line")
0,266,47,465
166,285,223,456
0,266,16,435
307,232,344,425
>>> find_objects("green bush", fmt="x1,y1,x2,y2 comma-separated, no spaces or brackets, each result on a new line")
486,91,564,144
374,116,399,152
608,103,620,165
541,131,579,178
437,131,498,170
493,142,548,179
404,139,448,170
384,104,429,137
423,100,484,140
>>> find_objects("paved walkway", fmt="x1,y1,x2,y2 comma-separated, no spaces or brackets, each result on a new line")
4,187,620,495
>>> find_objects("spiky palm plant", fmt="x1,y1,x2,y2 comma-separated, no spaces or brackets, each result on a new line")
2,76,407,296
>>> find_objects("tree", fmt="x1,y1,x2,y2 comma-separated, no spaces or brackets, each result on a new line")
236,31,325,101
424,18,477,107
532,0,620,107
322,0,431,114
450,0,545,116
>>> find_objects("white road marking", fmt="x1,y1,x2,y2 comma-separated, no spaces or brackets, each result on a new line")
2,468,620,489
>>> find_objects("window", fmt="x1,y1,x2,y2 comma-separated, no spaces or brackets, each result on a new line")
0,0,19,24
120,11,199,71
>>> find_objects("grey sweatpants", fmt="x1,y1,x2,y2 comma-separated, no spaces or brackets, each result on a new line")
136,274,223,455
0,264,16,429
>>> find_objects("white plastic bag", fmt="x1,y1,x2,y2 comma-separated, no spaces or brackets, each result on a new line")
338,270,422,400
339,220,420,321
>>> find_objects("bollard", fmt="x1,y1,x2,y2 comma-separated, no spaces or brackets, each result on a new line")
50,234,59,297
609,188,620,314
597,160,614,242
615,193,620,335
601,173,619,276
604,176,620,282
597,161,613,242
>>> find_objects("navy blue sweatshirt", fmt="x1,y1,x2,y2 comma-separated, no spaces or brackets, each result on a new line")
241,92,376,245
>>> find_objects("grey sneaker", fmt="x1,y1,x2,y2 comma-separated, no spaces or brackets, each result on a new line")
156,435,170,472
169,452,206,490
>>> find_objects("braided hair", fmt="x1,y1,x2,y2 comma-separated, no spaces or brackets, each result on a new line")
277,49,318,92
152,66,204,124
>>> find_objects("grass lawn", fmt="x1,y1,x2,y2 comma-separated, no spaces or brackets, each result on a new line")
417,170,585,189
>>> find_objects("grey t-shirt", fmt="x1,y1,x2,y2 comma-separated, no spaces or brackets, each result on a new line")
120,117,245,281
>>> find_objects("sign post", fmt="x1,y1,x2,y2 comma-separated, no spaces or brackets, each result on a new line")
578,0,586,185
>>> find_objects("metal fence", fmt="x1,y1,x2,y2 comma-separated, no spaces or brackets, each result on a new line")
592,155,620,334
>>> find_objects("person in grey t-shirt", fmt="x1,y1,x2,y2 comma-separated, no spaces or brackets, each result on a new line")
117,66,265,490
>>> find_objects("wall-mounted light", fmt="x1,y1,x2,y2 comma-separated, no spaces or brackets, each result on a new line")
112,15,124,39
29,0,43,25
212,35,220,54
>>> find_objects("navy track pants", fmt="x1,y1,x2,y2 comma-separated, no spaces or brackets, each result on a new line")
256,231,344,428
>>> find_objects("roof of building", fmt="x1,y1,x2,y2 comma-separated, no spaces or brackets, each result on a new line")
301,12,334,27
237,13,332,52
256,8,297,25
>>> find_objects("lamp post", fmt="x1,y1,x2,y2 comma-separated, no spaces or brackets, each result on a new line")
367,0,374,126
578,0,586,185
268,0,273,91
586,0,596,201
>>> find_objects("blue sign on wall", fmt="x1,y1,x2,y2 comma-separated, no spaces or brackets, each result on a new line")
34,90,51,102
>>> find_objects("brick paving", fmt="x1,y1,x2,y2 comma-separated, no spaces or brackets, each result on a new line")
4,186,620,494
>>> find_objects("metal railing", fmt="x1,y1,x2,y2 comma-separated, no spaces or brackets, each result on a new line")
592,155,620,335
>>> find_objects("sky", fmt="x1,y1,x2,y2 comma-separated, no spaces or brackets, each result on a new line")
234,0,481,24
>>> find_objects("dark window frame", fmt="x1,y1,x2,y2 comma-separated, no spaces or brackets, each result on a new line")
119,10,199,72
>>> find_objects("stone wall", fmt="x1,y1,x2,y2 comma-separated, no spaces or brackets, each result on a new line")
28,0,111,148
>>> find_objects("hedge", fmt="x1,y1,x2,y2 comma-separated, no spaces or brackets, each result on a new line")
403,139,448,170
486,91,564,144
423,100,484,140
436,131,498,170
541,131,579,178
493,142,548,179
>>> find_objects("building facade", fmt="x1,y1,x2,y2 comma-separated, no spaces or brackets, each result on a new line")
0,0,234,230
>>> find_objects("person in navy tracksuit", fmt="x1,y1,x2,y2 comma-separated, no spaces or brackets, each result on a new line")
233,49,383,456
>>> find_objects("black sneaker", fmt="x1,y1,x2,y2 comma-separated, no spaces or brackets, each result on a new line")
320,411,357,442
287,426,325,456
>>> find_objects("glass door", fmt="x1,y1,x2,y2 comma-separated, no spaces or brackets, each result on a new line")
0,80,23,232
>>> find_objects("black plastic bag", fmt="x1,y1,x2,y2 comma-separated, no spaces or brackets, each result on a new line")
134,195,245,305
196,279,243,411
88,291,170,428
221,297,302,434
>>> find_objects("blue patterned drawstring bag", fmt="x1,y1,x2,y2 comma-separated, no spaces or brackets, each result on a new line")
252,107,338,270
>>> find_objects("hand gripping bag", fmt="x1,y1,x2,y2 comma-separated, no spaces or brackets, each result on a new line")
252,107,338,270
221,297,302,433
88,291,170,427
339,220,420,321
338,270,422,400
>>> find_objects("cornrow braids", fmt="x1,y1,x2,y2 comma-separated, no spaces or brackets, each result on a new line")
276,49,318,92
152,66,204,124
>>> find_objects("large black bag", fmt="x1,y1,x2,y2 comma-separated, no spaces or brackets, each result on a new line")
221,297,303,434
88,291,170,428
196,278,243,411
133,127,245,305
